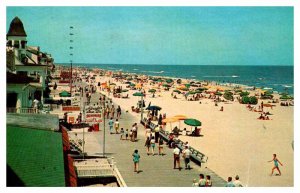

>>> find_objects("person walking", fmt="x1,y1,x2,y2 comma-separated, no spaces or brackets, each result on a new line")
132,149,140,173
116,105,121,119
132,123,138,142
114,119,120,134
205,175,212,187
120,128,124,140
233,175,243,187
182,145,191,169
158,136,164,155
154,125,160,143
125,129,129,140
225,177,235,187
150,136,155,156
145,137,151,155
198,174,206,187
173,145,181,170
268,153,283,176
108,117,114,134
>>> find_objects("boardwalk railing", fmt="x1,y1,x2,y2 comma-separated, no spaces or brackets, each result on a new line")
159,128,208,167
7,107,38,114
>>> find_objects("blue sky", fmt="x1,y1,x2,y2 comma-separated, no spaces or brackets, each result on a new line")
6,7,293,65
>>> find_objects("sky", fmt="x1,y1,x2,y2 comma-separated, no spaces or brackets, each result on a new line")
6,6,294,66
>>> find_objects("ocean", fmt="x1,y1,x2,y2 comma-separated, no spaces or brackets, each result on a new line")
73,64,294,95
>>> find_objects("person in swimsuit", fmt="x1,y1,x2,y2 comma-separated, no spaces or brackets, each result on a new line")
268,153,283,176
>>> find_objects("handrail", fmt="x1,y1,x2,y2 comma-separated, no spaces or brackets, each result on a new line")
159,129,208,166
7,107,38,114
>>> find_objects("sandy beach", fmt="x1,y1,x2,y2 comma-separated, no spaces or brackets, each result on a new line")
90,72,294,187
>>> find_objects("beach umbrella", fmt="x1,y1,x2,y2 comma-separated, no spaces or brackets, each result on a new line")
59,90,71,97
133,92,144,97
215,92,223,96
185,84,191,88
163,84,171,87
130,83,136,87
187,91,196,95
184,118,202,134
110,83,116,85
122,89,129,92
166,79,173,83
146,105,162,111
125,81,131,84
173,115,187,120
173,115,187,129
148,89,156,93
173,90,181,94
162,117,178,132
184,118,202,126
136,83,142,89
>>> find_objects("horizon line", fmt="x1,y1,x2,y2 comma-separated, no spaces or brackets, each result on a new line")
55,63,294,67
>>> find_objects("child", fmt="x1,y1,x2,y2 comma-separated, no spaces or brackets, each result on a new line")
125,129,129,140
268,153,283,176
114,119,120,134
150,136,155,155
129,130,133,142
120,128,124,140
192,179,199,187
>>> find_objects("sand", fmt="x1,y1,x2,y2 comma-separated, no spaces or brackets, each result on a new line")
88,72,294,187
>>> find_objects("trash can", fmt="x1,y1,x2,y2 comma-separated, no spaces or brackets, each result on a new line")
93,123,99,131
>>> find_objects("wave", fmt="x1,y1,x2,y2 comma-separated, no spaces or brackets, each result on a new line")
133,69,139,71
203,75,239,78
141,70,164,74
282,85,293,88
191,75,196,77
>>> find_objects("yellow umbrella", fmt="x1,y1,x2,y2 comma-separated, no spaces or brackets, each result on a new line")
173,115,187,120
162,117,177,132
173,115,187,129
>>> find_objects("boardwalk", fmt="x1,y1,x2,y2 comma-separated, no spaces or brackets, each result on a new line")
75,90,226,187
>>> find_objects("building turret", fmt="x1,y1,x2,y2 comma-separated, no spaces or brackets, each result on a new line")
7,17,28,63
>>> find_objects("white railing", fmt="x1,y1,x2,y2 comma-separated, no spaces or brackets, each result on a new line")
7,107,38,114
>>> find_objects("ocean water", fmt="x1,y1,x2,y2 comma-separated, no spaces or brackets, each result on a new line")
75,64,294,95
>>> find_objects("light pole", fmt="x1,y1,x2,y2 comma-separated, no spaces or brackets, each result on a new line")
102,95,106,157
69,26,74,95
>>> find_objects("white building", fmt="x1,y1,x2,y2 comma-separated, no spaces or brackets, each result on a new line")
6,17,54,113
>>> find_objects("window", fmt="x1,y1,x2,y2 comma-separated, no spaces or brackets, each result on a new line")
14,40,20,48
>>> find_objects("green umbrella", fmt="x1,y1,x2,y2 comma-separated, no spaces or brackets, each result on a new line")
148,89,156,93
215,92,223,96
187,91,196,95
280,95,293,100
133,92,144,97
130,83,136,87
196,87,208,91
59,90,71,97
180,87,189,91
162,84,171,87
184,119,202,126
173,90,181,94
166,79,173,83
185,84,191,88
122,89,129,92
